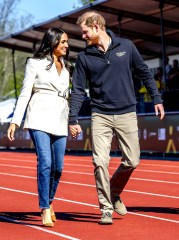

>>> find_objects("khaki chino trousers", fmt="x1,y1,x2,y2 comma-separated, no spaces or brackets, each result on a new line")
91,112,140,214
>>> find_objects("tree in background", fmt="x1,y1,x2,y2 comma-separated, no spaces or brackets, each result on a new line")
0,0,34,100
73,0,96,8
78,0,96,4
0,0,97,100
78,0,97,5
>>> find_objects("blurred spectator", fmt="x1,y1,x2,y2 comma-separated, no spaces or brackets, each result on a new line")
139,66,163,101
168,59,179,90
154,67,164,92
165,56,172,87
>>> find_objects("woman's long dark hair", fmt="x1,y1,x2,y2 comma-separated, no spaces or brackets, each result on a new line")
33,28,70,71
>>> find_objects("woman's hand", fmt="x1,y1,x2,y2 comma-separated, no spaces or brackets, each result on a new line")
69,124,82,138
7,123,17,141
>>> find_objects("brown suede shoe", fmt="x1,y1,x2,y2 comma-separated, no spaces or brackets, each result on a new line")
50,204,57,222
41,208,54,227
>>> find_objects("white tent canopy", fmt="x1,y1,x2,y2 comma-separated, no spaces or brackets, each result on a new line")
0,0,179,61
0,98,16,123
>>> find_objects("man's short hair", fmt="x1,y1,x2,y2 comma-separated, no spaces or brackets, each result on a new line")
76,11,106,30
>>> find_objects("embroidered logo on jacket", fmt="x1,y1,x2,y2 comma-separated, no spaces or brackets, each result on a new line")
116,51,126,57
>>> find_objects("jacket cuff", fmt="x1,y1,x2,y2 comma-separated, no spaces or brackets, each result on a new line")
153,95,162,105
69,117,78,125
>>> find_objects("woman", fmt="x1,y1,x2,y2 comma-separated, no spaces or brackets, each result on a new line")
7,28,70,227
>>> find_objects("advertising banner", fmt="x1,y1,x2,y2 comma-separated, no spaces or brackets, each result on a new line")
1,113,179,154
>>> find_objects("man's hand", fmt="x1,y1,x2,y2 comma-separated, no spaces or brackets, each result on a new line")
154,104,165,120
7,123,17,141
69,124,82,138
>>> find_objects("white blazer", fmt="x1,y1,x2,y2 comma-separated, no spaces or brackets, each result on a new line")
11,57,70,136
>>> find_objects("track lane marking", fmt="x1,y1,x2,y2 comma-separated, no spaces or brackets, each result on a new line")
1,162,179,175
0,215,80,240
0,186,179,224
1,156,179,168
65,164,179,175
0,158,35,163
0,172,179,199
0,165,178,184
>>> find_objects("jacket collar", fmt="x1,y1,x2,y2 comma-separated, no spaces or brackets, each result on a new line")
46,55,64,64
107,29,121,48
46,55,52,62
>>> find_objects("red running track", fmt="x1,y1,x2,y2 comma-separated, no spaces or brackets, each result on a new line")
0,151,179,240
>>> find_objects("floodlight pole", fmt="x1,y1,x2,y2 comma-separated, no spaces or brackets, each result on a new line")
159,0,167,91
118,12,123,37
12,49,18,100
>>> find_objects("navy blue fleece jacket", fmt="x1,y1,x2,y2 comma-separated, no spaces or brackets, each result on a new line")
69,30,162,124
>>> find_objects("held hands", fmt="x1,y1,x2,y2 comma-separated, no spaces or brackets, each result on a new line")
69,124,82,138
7,123,17,141
154,104,165,120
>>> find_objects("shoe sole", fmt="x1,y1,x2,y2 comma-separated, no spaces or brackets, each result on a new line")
99,221,113,225
43,223,54,227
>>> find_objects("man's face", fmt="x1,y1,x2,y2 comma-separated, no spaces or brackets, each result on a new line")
80,22,99,46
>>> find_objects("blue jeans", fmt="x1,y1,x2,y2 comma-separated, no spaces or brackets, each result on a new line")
29,129,66,209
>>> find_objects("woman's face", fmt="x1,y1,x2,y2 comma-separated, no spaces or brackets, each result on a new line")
53,33,69,57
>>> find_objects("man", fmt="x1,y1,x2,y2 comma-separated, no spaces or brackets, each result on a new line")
69,11,165,225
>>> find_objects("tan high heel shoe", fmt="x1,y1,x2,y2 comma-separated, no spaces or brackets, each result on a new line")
41,208,54,227
50,204,57,222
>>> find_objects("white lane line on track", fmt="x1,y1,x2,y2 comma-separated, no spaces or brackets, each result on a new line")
0,215,80,240
1,157,179,168
65,164,179,175
62,181,179,199
65,172,179,185
131,177,179,185
124,189,179,199
0,163,36,169
0,163,179,184
140,163,179,168
0,172,36,179
0,186,97,207
65,163,179,175
0,186,179,224
128,212,179,224
3,164,179,179
1,162,179,175
66,159,179,168
0,158,35,163
0,172,179,199
136,169,179,175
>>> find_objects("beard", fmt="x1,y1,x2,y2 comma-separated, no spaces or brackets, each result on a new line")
86,34,99,46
